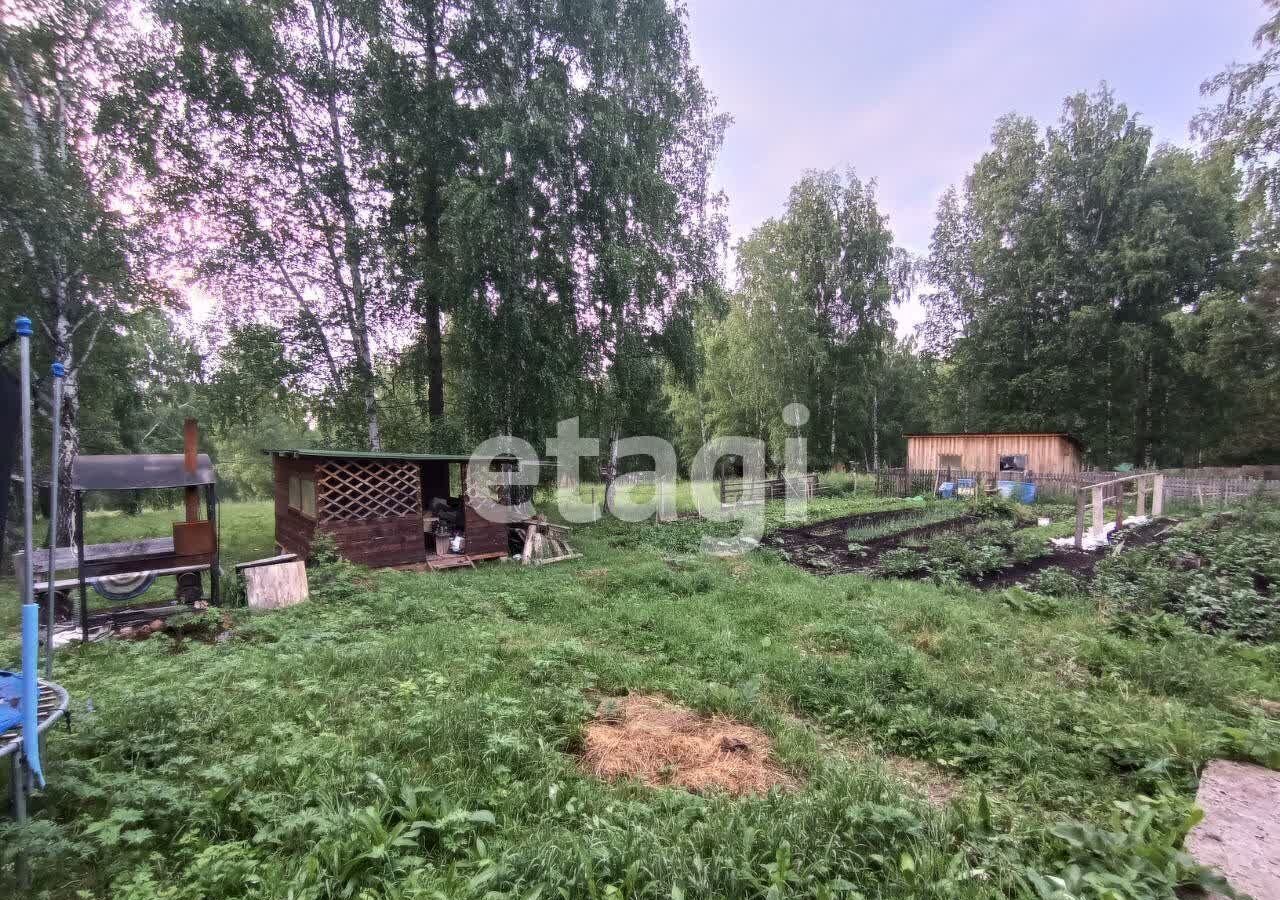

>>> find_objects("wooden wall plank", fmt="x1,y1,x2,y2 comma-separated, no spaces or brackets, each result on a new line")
907,434,1080,475
274,457,318,557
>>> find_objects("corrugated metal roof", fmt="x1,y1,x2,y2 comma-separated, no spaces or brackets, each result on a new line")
903,432,1084,449
263,448,477,463
72,454,216,491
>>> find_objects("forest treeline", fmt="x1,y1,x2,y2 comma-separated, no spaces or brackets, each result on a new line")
3,0,1280,516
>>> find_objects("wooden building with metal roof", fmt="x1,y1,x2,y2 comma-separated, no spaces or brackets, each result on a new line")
904,432,1083,476
264,449,524,570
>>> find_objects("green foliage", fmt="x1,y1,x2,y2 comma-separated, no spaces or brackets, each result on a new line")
844,505,967,544
923,85,1246,468
1024,792,1234,900
1000,587,1063,617
1028,566,1085,599
877,548,926,577
674,170,916,470
3,497,1278,898
1095,517,1280,642
922,532,1012,579
968,495,1034,525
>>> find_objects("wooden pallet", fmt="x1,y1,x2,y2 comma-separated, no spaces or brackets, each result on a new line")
520,518,578,566
467,551,506,563
426,554,476,571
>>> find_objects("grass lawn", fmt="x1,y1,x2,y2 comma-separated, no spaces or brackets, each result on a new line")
2,491,1278,899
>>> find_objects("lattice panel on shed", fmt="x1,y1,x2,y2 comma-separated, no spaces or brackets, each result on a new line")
316,459,421,523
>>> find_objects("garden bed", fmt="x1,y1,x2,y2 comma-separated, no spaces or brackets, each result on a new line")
975,518,1175,590
766,506,975,574
771,507,1177,589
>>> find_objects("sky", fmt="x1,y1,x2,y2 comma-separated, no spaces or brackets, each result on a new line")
684,0,1268,334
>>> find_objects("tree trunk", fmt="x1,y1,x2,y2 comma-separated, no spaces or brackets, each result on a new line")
828,387,837,465
420,284,444,421
313,0,381,448
418,6,446,421
871,387,880,472
56,366,79,547
54,313,78,546
1132,350,1150,469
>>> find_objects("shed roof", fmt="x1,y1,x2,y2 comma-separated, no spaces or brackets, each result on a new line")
264,448,477,463
72,453,216,491
904,432,1084,450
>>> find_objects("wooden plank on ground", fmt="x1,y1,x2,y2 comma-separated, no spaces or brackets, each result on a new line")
235,553,298,572
426,555,475,571
1186,759,1280,900
245,561,309,610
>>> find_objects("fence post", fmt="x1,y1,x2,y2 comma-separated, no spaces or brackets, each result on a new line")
1074,487,1085,550
1091,486,1104,538
1135,476,1146,518
1152,473,1164,516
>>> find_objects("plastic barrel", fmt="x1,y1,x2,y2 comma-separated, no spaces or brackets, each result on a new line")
1021,482,1037,504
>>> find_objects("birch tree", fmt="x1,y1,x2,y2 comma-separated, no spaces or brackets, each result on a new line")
118,0,389,448
1,0,151,540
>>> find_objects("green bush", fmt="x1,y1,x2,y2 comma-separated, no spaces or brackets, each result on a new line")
1024,790,1234,900
877,547,926,576
1095,524,1280,642
924,534,1011,578
1028,566,1083,598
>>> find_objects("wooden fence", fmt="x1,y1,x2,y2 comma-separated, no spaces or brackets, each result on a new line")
876,466,1280,508
720,474,819,506
1073,472,1163,549
1159,474,1280,506
874,468,1100,501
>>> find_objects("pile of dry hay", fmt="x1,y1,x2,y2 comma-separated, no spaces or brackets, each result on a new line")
580,694,799,796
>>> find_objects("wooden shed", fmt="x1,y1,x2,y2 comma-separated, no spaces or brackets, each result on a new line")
265,449,522,569
904,432,1082,476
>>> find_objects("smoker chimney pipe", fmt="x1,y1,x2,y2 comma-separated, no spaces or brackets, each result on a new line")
183,418,200,522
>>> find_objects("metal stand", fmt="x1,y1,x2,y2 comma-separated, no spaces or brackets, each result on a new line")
6,317,70,891
13,316,34,888
11,752,29,887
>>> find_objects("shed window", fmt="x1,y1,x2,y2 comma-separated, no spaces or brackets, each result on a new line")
289,474,316,518
938,454,962,470
998,454,1027,473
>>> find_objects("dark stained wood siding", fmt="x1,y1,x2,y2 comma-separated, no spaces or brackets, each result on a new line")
323,516,425,567
906,434,1081,475
273,454,427,567
463,501,509,556
274,456,317,556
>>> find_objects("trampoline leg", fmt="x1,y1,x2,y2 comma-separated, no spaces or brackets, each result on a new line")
12,753,30,888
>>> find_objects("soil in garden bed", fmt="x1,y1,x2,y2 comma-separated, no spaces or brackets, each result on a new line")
973,518,1176,590
769,512,1177,587
767,512,979,575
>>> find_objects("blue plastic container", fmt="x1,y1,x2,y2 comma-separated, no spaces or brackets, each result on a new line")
1020,482,1037,504
996,480,1017,499
938,482,955,499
